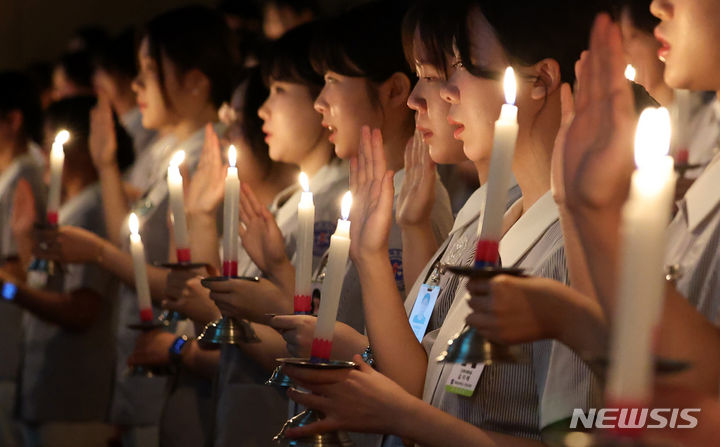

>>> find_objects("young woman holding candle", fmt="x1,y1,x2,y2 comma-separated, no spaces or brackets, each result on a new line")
280,0,606,443
0,96,117,447
35,7,239,447
0,71,46,447
560,0,720,394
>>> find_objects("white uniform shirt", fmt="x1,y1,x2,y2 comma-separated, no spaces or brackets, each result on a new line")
665,152,720,325
21,184,116,423
0,152,45,382
423,192,600,439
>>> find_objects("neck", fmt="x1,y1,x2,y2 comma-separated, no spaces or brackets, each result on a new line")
473,159,490,185
511,112,557,216
62,172,96,203
171,105,217,142
651,84,675,108
246,165,296,207
381,129,411,173
299,136,333,178
0,139,28,172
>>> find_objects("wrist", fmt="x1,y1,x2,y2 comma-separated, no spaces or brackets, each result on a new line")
97,161,119,174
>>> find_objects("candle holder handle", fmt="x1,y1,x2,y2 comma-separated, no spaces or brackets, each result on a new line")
273,358,356,447
126,319,170,377
197,276,262,345
437,265,528,365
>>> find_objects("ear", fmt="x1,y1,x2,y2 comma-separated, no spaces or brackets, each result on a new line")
379,72,412,109
529,58,562,101
183,68,211,98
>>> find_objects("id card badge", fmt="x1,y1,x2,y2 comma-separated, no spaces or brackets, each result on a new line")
445,362,484,397
408,283,441,342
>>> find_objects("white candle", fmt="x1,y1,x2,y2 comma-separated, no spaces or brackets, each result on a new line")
476,67,519,266
223,145,240,277
128,213,154,322
606,107,675,415
310,191,352,361
167,150,191,263
295,172,315,314
47,130,69,225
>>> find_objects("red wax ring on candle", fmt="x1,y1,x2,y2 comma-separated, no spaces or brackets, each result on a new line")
176,248,191,263
310,338,332,362
294,294,312,314
222,261,238,277
604,399,646,438
46,212,58,226
475,239,500,265
139,308,154,322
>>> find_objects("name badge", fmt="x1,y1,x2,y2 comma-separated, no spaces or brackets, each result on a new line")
445,362,484,397
408,284,440,342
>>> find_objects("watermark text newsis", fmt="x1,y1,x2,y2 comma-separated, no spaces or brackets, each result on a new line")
570,408,701,429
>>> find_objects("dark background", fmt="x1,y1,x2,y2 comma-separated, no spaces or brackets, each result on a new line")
0,0,364,71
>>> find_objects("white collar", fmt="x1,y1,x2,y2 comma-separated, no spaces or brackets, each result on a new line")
450,185,487,235
0,152,35,197
310,158,349,194
683,152,720,231
499,190,559,267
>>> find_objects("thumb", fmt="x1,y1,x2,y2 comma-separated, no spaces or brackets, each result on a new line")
352,354,373,374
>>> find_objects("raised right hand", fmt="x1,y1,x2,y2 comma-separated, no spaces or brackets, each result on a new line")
89,95,118,170
348,126,395,264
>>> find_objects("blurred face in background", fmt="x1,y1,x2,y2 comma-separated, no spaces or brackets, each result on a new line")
258,79,327,166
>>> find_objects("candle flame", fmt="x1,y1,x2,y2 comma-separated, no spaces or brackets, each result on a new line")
503,67,517,105
634,107,671,169
54,129,70,145
128,213,140,235
625,64,636,82
340,191,352,220
299,172,310,192
170,150,185,168
228,145,237,168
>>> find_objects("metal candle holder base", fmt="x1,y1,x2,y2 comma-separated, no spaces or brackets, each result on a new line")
436,325,527,364
273,409,353,447
197,316,260,345
438,265,527,364
273,358,356,446
266,365,294,388
197,275,262,345
126,319,167,377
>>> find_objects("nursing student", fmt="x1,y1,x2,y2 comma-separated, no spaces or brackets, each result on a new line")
282,0,604,444
2,96,116,447
266,0,454,357
34,7,238,446
0,72,47,447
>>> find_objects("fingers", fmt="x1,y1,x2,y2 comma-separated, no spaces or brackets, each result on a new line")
559,83,575,127
377,170,395,215
269,315,306,330
242,182,265,217
371,128,386,181
466,277,491,296
349,157,359,195
284,366,351,386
